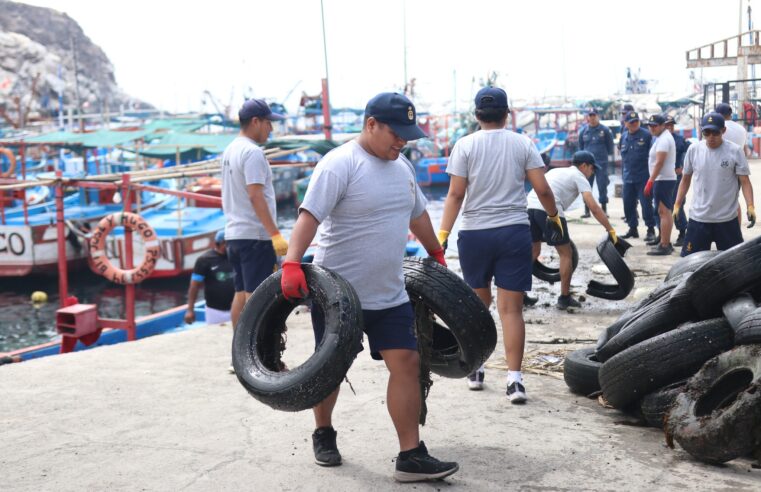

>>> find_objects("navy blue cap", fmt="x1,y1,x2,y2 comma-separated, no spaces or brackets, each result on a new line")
647,114,666,126
572,150,599,169
623,104,634,111
625,111,640,123
587,108,598,116
701,112,725,131
714,103,733,117
664,115,676,126
215,230,225,243
475,87,509,110
365,92,426,141
239,99,285,121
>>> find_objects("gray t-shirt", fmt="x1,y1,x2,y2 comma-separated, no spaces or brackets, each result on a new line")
447,129,545,230
526,166,591,217
300,140,427,310
221,136,276,240
683,140,749,223
648,130,677,181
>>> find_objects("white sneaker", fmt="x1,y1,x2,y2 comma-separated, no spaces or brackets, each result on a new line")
227,365,235,374
467,369,485,390
506,381,527,404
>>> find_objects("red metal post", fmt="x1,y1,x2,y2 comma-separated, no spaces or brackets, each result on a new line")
56,170,68,307
321,78,332,140
122,174,136,341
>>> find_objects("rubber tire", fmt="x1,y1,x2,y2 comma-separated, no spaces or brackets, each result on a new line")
563,347,602,396
639,380,687,429
403,257,497,378
664,250,720,281
722,293,757,331
533,240,579,284
232,264,363,412
734,306,761,345
598,318,734,409
685,236,761,318
586,237,635,301
667,345,761,464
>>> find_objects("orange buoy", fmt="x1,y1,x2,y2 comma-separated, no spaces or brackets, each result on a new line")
89,212,161,284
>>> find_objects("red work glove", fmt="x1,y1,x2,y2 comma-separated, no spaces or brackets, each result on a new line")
281,261,309,300
428,246,447,267
644,179,654,198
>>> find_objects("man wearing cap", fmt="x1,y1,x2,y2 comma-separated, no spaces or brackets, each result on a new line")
665,115,690,246
619,111,656,241
222,99,289,333
437,86,562,401
527,150,618,309
279,92,457,482
643,114,677,255
673,112,755,256
578,108,614,217
184,230,235,325
715,103,751,158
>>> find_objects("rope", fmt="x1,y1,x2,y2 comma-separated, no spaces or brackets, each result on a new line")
413,298,434,426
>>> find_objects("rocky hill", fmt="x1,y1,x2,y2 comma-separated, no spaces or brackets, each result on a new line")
0,0,143,127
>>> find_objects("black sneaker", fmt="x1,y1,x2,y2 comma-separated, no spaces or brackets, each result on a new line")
645,235,660,246
644,227,656,242
621,227,639,239
394,441,459,482
523,292,538,306
601,203,608,217
506,381,528,404
557,295,581,310
674,232,685,247
312,426,342,466
581,206,591,218
467,368,485,390
647,243,674,256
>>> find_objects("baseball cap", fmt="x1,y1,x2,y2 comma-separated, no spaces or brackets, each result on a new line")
239,99,285,121
587,108,598,116
701,112,725,132
215,230,225,243
365,92,427,141
475,87,510,111
714,103,733,117
647,114,666,126
623,104,634,111
572,150,599,168
625,111,640,123
664,115,676,126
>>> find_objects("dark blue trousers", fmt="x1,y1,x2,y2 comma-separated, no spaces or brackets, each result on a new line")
587,162,609,204
673,174,687,233
623,179,655,229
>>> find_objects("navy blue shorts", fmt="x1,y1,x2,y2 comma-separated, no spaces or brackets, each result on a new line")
681,219,743,257
457,224,533,292
653,180,676,211
311,301,417,361
226,239,276,293
528,209,570,246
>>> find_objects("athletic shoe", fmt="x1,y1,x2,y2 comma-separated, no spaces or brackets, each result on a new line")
394,441,459,482
467,368,485,390
523,292,538,306
601,203,608,216
645,235,661,246
227,365,235,374
674,232,685,247
644,227,656,243
557,295,581,310
646,244,674,256
506,381,527,404
581,206,591,218
312,426,342,467
621,228,639,239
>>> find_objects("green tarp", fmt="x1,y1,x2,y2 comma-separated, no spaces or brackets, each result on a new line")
136,132,237,158
19,130,152,148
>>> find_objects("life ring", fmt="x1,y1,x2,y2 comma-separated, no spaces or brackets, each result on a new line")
0,147,16,178
89,212,160,284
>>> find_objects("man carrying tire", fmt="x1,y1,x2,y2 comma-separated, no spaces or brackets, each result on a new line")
279,92,458,482
673,112,755,256
527,150,618,310
437,86,563,401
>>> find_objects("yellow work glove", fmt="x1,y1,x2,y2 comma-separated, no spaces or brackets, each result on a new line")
545,213,565,243
748,205,756,228
271,233,289,256
608,229,618,244
672,204,681,222
437,229,450,251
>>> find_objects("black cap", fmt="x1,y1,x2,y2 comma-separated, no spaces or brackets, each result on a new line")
664,115,676,126
475,87,509,111
714,103,733,117
572,150,599,169
701,112,725,131
624,111,640,123
647,114,666,126
365,92,427,141
623,104,634,111
587,108,598,116
239,99,285,121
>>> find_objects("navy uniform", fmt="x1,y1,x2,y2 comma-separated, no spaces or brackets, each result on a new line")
666,116,690,244
578,108,614,213
619,111,655,239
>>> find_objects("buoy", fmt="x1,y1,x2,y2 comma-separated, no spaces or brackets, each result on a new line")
31,291,48,303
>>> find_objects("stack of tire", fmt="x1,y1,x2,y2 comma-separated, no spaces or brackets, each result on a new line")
563,237,761,464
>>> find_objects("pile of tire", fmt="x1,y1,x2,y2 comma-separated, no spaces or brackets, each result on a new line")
563,237,761,464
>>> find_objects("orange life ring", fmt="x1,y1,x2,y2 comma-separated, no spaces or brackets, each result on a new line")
0,147,16,178
89,212,161,284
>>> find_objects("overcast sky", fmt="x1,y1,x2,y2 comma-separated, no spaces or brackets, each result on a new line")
21,0,752,113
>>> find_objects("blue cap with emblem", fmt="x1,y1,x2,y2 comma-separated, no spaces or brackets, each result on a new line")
625,111,640,123
587,107,598,116
365,92,427,141
701,112,725,132
647,114,666,126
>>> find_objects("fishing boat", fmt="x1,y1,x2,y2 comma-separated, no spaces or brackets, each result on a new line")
415,157,449,187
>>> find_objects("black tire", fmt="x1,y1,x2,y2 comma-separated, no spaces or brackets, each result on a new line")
585,237,635,301
734,306,761,345
667,345,761,464
664,250,720,281
232,264,363,412
721,293,757,331
685,236,761,318
532,240,579,284
639,380,687,429
563,347,602,396
598,318,734,409
403,257,497,378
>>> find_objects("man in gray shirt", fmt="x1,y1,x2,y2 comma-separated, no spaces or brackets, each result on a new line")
280,93,457,483
673,112,755,256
